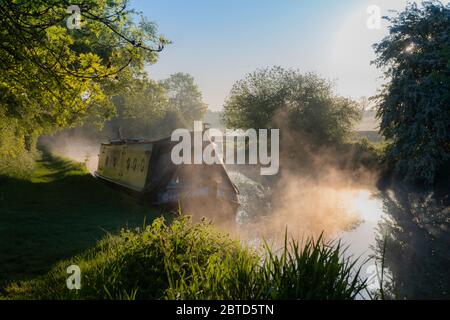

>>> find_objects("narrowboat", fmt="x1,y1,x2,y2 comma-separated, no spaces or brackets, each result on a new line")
94,134,239,220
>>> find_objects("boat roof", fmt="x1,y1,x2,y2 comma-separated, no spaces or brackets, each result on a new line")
102,137,171,146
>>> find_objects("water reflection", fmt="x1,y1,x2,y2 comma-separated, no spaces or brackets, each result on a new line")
372,189,450,299
229,170,450,299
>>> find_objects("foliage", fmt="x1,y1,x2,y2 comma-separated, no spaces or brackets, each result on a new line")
0,0,168,127
167,232,366,300
160,73,208,127
0,108,37,178
106,76,168,137
347,138,386,170
373,1,450,186
223,66,361,146
61,72,208,142
113,72,208,136
0,0,169,172
4,216,367,300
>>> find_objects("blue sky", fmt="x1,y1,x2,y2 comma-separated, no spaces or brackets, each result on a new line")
129,0,437,111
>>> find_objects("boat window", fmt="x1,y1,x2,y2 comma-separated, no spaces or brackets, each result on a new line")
113,157,117,167
105,156,109,167
169,176,180,186
132,158,137,171
126,158,131,171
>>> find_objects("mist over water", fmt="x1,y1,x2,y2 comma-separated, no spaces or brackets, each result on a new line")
225,168,383,298
228,168,380,242
227,167,450,299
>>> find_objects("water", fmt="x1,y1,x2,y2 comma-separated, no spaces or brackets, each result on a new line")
228,170,450,299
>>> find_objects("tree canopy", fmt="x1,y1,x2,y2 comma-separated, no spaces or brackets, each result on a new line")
1,0,168,130
87,73,207,140
160,73,208,126
0,0,169,175
223,66,361,146
373,1,450,186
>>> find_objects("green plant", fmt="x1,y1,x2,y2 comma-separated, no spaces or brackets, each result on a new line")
4,216,368,300
0,153,159,291
373,1,450,186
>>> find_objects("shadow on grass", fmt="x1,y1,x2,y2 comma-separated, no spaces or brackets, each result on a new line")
0,154,159,291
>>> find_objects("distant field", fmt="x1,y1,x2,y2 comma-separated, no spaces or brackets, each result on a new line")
0,154,159,291
356,110,380,132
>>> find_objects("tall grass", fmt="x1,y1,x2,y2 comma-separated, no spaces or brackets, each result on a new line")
166,233,367,300
4,216,367,300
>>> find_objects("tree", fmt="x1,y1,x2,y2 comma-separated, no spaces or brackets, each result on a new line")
223,66,360,146
108,76,168,138
103,72,207,139
52,71,208,146
0,0,168,129
373,1,450,186
0,0,169,175
160,73,208,126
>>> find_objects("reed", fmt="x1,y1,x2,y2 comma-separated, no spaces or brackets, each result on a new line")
4,216,367,300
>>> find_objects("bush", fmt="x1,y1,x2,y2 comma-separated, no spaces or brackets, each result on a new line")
0,150,35,179
4,216,367,300
0,115,39,179
348,138,386,170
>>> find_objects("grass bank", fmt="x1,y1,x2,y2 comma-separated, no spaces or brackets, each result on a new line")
4,216,367,300
0,153,158,290
1,153,368,300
